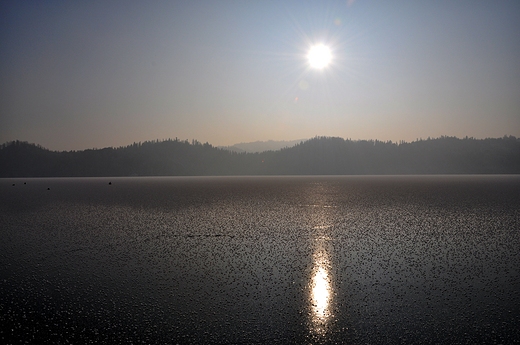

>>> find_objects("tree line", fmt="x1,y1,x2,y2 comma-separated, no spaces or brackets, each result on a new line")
1,136,519,177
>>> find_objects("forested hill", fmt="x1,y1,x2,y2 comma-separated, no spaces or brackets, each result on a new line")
1,136,520,177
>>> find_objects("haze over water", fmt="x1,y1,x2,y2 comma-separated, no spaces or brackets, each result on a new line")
1,176,519,343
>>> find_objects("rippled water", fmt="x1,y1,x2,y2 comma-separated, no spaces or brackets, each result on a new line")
1,176,519,344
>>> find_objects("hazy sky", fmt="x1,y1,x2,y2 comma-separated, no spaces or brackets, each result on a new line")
1,1,519,151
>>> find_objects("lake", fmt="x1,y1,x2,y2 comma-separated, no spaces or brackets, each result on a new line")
1,176,519,344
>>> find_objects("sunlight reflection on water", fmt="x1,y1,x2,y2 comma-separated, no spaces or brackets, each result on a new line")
312,265,330,320
310,237,333,337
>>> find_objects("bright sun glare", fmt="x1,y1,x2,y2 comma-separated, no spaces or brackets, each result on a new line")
308,44,332,69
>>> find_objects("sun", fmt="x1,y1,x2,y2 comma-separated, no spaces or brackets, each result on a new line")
307,44,332,69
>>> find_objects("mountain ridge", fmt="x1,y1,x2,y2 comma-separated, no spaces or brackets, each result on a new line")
1,136,519,177
219,139,307,153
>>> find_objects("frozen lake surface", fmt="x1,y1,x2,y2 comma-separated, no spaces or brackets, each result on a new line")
1,176,519,344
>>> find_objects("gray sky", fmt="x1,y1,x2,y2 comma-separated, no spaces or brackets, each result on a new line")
1,0,519,151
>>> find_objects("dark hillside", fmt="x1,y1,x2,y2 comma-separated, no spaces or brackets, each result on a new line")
1,136,519,177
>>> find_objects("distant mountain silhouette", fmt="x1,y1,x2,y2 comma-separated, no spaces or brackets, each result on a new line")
1,136,519,177
219,139,306,153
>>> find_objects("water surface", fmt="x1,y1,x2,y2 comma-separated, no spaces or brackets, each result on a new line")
1,176,519,343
